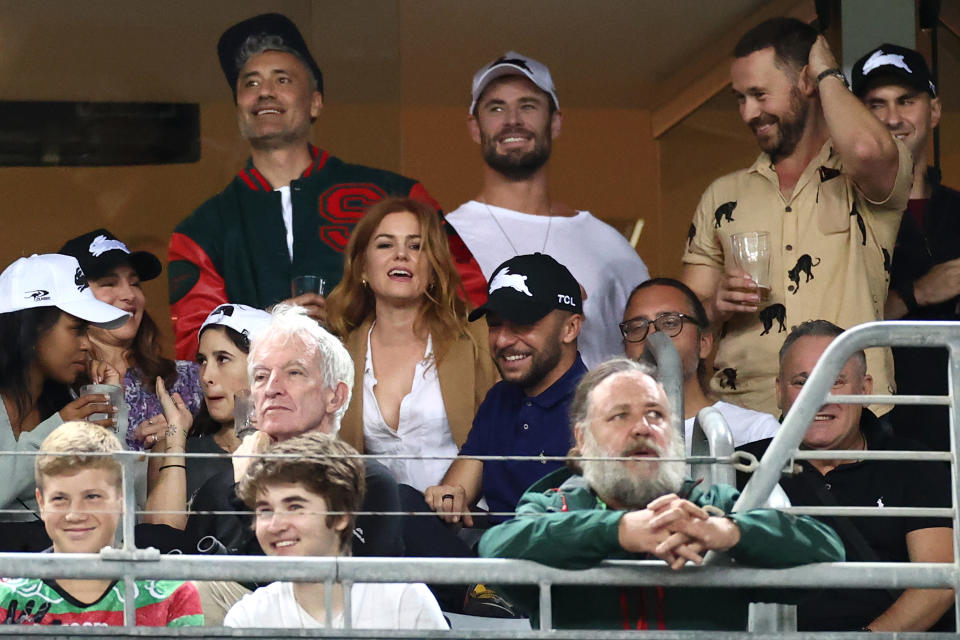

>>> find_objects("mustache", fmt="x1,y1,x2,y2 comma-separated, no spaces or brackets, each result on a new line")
749,113,778,132
619,437,664,458
496,126,535,140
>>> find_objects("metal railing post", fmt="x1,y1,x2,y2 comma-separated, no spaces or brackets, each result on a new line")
948,342,960,631
645,332,684,442
690,406,735,487
120,451,138,627
747,602,797,632
538,581,552,631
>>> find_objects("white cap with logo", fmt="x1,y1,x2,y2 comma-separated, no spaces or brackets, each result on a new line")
0,254,130,329
470,51,559,114
199,303,272,346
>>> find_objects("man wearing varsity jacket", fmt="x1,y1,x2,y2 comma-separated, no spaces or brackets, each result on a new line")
168,13,484,359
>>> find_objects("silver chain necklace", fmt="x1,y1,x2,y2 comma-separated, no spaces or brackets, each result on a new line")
480,199,553,255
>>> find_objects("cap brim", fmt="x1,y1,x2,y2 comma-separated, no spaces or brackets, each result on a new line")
471,65,538,112
58,299,131,330
83,250,162,282
854,68,931,97
468,298,552,325
129,251,163,281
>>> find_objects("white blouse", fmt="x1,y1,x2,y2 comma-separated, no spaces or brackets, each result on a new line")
362,328,458,491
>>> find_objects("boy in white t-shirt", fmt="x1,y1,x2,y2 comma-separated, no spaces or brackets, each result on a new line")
223,432,447,630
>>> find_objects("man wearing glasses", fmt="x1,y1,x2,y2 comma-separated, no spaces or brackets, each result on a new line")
621,278,779,449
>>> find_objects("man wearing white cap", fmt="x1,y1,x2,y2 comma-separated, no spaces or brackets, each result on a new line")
445,52,650,367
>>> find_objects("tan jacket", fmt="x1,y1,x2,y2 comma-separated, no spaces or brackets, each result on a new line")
339,318,499,453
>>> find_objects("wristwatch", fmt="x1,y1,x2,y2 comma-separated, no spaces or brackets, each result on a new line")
816,67,849,89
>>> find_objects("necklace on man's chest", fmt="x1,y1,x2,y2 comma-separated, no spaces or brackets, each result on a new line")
480,199,553,255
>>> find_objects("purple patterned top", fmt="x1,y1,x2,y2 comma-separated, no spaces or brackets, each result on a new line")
123,360,203,450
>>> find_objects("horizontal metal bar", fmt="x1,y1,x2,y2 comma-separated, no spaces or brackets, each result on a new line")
3,505,952,519
825,393,951,405
779,506,954,517
0,553,954,590
0,628,930,639
789,450,953,461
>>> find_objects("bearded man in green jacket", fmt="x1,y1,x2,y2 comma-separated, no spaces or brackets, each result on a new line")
479,357,844,630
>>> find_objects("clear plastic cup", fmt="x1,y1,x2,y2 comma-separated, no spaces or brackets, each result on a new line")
79,383,124,428
731,231,771,300
234,389,257,439
292,275,326,297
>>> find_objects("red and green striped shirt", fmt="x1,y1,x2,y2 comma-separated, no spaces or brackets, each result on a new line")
0,578,203,626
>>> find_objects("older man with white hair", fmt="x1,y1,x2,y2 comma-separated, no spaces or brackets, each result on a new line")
238,302,354,460
185,304,402,624
479,358,844,630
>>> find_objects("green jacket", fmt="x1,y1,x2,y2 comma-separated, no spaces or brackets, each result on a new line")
478,468,845,630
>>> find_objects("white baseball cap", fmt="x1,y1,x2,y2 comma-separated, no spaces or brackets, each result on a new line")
199,303,272,346
470,51,559,114
0,254,130,329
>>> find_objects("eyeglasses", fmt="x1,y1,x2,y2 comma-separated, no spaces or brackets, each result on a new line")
618,312,701,343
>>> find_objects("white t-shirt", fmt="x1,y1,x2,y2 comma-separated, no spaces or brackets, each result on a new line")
362,330,458,491
223,580,448,630
683,400,781,454
446,201,650,367
275,185,295,260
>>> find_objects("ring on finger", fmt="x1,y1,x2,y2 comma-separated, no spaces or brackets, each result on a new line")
442,494,455,501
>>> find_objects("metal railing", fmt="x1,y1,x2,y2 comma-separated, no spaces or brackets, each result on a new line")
732,321,960,631
0,321,957,637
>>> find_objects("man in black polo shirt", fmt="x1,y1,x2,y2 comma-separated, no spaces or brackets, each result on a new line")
738,320,953,632
852,44,960,450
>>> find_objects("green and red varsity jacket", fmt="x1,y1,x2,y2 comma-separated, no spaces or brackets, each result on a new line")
168,145,485,359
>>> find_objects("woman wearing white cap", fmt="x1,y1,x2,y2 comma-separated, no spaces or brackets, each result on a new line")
59,229,204,453
187,303,271,500
326,197,498,492
0,254,129,540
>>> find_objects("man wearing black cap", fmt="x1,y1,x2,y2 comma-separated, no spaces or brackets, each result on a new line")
168,13,485,360
853,44,958,451
424,253,586,526
445,51,650,368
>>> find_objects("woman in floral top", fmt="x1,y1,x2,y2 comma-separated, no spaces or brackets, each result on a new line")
59,229,203,451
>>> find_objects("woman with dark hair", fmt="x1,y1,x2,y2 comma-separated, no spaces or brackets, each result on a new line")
0,253,129,527
59,229,203,451
326,197,498,491
186,303,271,499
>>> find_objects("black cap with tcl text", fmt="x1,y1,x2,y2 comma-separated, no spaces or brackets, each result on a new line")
469,253,582,325
851,43,937,98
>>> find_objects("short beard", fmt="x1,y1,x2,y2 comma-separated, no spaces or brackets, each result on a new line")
480,126,552,181
239,109,313,153
243,127,311,152
750,84,809,162
579,427,686,509
494,317,564,392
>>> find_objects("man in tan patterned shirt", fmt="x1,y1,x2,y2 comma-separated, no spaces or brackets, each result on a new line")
682,18,912,415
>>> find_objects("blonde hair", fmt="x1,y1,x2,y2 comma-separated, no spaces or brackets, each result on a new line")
35,421,123,491
325,197,472,360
